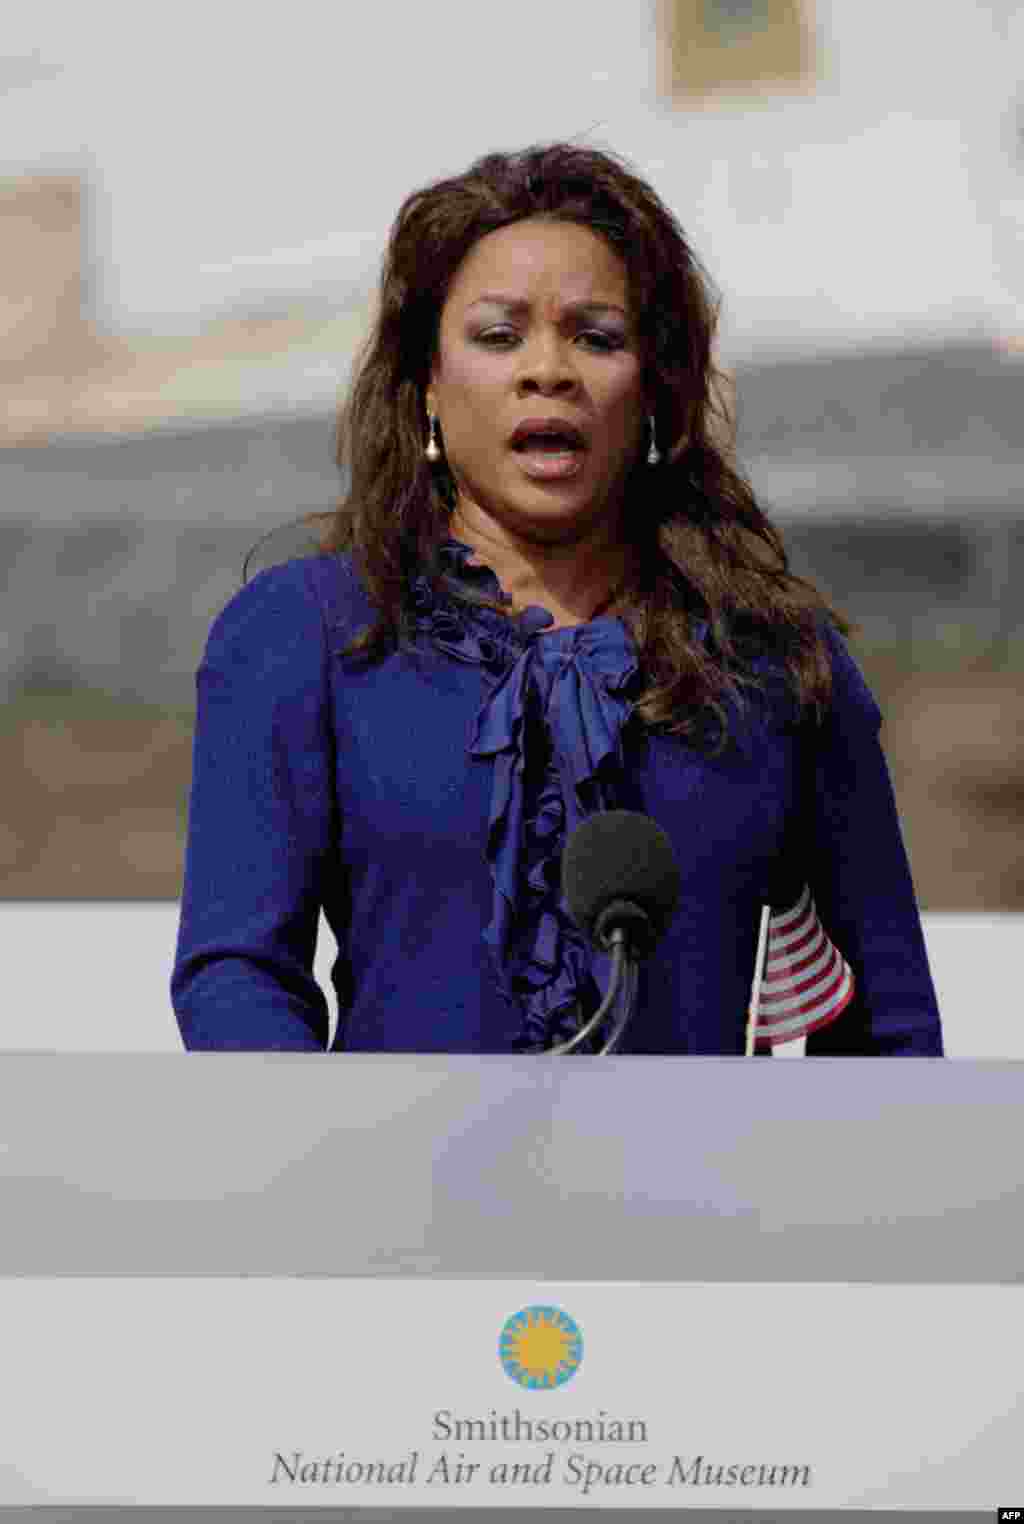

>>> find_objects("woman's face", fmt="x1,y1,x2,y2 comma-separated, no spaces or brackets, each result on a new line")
428,218,648,548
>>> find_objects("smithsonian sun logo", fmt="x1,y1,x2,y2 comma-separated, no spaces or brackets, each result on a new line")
499,1306,583,1390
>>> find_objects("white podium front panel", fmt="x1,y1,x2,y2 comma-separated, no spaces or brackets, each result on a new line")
0,1277,1017,1514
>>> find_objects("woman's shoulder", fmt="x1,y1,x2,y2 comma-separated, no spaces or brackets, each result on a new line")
212,552,369,630
728,611,882,738
201,552,372,671
813,615,883,735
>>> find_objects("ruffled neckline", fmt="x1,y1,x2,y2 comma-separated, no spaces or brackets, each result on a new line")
407,537,671,1051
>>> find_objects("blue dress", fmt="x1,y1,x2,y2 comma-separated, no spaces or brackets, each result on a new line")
170,538,944,1056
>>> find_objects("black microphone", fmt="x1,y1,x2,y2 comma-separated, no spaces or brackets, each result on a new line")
550,810,682,1054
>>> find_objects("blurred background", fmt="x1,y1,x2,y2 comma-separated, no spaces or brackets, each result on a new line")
2,0,1022,942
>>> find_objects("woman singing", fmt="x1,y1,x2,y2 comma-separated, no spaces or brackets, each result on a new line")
171,140,944,1058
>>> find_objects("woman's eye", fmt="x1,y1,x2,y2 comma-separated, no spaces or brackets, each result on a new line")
478,330,619,350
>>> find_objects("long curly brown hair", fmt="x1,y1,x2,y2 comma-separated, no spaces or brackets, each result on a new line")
245,138,859,757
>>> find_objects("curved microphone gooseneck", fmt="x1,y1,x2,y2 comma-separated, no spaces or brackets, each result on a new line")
547,811,682,1055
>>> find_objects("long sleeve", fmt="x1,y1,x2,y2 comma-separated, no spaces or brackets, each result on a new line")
802,624,944,1057
170,562,339,1050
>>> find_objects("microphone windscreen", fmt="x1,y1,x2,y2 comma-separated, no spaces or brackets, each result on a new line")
561,810,682,950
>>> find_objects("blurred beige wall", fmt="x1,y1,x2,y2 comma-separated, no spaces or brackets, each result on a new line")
0,172,373,447
0,175,99,380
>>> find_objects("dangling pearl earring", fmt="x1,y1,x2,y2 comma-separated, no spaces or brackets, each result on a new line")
425,411,441,462
647,413,660,466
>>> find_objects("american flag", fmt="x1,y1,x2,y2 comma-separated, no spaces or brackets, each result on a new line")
746,884,856,1053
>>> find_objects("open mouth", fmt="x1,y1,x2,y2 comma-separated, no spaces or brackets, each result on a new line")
508,420,589,478
509,419,588,453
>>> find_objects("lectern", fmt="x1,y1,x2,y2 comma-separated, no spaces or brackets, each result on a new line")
0,1053,1020,1518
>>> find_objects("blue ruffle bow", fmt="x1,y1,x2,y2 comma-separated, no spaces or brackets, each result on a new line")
409,538,655,1051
